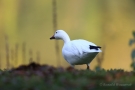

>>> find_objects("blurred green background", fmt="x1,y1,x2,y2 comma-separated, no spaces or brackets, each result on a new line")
0,0,135,71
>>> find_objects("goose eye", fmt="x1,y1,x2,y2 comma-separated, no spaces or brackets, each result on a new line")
56,32,57,33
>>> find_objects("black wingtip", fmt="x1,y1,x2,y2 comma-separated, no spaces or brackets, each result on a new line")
89,45,101,50
97,46,101,48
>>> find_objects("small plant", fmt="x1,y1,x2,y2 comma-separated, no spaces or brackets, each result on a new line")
95,46,105,71
129,31,135,70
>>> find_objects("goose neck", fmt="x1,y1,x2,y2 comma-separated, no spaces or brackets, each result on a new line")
63,35,70,44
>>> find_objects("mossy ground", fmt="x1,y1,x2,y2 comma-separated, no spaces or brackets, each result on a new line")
0,62,135,90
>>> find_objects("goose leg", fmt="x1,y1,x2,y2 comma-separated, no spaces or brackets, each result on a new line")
86,64,90,70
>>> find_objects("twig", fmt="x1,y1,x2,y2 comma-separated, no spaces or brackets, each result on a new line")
0,53,1,69
22,42,26,64
5,35,10,69
52,0,60,66
29,49,33,63
15,43,19,66
36,51,40,64
11,49,14,68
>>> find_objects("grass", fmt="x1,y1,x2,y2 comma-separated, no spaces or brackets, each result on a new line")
0,62,135,90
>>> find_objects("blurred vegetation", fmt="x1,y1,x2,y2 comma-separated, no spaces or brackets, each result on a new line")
0,0,135,70
129,31,135,70
0,63,135,90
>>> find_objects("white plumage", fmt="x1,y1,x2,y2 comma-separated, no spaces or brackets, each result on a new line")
50,30,101,69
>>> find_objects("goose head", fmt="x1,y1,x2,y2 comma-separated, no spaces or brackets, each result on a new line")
50,30,70,43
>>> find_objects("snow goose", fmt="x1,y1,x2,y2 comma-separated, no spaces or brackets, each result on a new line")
50,30,101,69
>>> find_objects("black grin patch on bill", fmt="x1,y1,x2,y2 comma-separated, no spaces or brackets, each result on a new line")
89,45,101,50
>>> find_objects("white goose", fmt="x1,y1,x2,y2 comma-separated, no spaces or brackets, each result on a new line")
50,30,101,69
